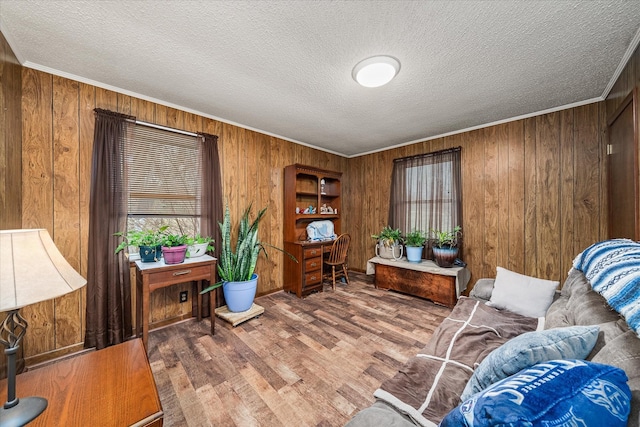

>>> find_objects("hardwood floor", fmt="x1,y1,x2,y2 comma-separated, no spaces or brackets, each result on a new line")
147,272,452,426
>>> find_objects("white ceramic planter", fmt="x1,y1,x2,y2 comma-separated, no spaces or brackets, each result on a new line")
187,242,209,258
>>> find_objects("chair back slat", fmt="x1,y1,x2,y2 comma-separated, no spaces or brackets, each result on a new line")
327,233,350,264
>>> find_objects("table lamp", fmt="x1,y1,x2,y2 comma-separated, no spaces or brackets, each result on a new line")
0,229,87,426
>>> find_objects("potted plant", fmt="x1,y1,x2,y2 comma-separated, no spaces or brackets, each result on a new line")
201,204,296,312
371,226,403,260
160,232,190,264
430,226,462,267
187,234,214,258
114,225,168,262
404,230,426,263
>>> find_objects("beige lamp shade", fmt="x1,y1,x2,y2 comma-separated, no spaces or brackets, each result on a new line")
0,229,87,312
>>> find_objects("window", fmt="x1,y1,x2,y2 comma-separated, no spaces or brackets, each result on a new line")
124,124,202,245
388,147,462,239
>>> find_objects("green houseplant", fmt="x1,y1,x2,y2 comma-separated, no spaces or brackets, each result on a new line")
404,230,426,263
114,226,168,262
201,204,296,312
430,226,462,267
371,226,403,260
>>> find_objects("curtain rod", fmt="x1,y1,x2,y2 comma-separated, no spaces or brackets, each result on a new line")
135,120,199,137
393,146,461,163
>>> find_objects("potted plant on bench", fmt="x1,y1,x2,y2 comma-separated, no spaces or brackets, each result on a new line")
404,230,426,263
372,226,403,260
430,226,462,267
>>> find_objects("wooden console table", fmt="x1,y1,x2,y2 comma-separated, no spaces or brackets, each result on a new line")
367,257,470,308
135,255,216,349
0,339,163,426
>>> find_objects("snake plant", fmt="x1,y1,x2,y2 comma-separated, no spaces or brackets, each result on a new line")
201,204,296,293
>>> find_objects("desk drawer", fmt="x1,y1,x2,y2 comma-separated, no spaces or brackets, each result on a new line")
304,257,322,272
304,247,323,258
304,270,322,286
147,264,212,291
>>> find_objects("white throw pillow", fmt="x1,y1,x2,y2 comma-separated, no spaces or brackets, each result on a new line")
486,267,558,318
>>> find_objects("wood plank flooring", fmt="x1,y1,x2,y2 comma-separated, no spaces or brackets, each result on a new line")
147,272,452,427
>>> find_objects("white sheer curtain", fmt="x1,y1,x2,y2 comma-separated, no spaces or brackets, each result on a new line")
388,147,462,252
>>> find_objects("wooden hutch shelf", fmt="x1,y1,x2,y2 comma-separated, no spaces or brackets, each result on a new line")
283,164,342,297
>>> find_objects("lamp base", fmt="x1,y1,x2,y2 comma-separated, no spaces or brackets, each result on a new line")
0,396,47,427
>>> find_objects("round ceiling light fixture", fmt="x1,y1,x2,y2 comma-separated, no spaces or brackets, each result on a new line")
352,55,401,88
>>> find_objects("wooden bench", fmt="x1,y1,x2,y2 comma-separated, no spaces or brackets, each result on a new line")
367,257,470,308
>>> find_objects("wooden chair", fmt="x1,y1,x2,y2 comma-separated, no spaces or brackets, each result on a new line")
324,233,351,290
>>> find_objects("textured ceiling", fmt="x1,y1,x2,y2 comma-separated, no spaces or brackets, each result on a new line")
1,1,640,157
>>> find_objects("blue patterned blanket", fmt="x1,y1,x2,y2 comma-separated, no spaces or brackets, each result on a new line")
573,239,640,336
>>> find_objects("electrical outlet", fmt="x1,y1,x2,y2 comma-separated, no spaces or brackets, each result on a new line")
179,291,188,303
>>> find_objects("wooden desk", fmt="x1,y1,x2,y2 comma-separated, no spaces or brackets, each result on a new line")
135,255,216,349
0,339,163,426
283,240,333,298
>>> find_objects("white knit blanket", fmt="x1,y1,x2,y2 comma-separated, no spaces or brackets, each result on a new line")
573,239,640,336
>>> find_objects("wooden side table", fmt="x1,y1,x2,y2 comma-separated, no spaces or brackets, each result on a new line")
135,255,217,349
0,339,163,426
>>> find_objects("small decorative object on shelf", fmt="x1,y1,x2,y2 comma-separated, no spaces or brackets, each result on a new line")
320,204,334,214
320,179,326,195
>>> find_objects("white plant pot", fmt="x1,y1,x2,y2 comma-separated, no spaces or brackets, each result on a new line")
188,242,209,258
375,241,403,260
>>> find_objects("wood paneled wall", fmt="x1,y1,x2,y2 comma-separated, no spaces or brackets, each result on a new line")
345,103,607,288
0,30,23,379
5,37,634,367
606,43,640,118
18,68,347,364
0,32,21,229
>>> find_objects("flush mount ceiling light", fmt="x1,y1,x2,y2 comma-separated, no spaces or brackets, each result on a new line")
352,55,401,88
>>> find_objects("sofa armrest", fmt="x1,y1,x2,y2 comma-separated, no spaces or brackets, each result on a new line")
469,278,495,302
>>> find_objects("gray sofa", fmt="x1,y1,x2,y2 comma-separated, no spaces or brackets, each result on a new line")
346,267,640,427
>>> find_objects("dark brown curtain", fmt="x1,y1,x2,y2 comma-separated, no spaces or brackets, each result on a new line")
388,147,462,252
85,109,134,349
199,132,223,312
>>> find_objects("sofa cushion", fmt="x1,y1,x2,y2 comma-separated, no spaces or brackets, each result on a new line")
442,360,631,427
460,325,600,401
591,327,640,427
545,268,621,329
486,267,558,318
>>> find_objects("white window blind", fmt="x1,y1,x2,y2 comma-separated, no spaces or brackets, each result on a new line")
125,125,201,218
